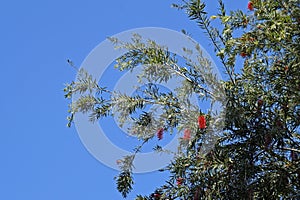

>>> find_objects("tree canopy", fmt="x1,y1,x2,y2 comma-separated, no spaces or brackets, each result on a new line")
64,0,300,199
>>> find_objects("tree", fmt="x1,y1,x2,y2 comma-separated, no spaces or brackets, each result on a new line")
64,0,300,199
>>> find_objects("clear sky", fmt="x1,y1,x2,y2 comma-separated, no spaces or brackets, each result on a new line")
0,0,248,199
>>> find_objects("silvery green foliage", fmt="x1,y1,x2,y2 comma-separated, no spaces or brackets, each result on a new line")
64,68,110,127
65,33,226,198
66,33,225,155
108,34,225,135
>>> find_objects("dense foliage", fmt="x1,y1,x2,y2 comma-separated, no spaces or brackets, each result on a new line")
65,0,300,199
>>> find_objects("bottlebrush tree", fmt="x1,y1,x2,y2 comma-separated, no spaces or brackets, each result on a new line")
64,0,300,199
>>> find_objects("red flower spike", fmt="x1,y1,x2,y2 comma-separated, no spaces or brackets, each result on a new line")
153,193,161,198
183,129,191,140
198,115,206,129
257,99,263,109
157,128,164,140
248,1,254,11
176,177,184,185
240,52,247,58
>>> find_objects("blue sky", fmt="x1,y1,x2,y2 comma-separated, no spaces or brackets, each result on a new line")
0,0,248,199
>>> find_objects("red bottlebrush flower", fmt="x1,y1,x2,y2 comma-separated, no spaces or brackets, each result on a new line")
183,129,191,140
153,193,161,198
176,177,184,185
257,99,263,107
157,128,164,140
198,115,206,129
257,99,263,112
240,52,247,58
284,66,289,72
248,1,254,11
